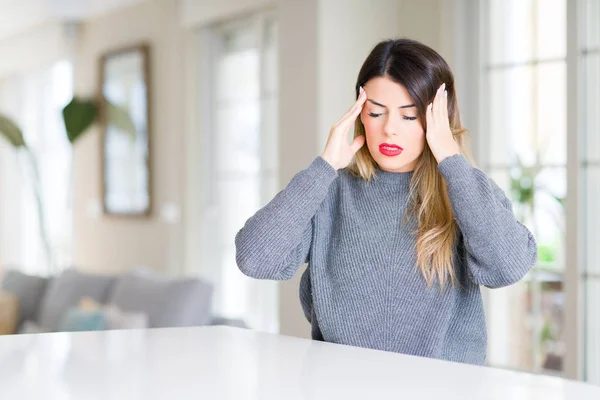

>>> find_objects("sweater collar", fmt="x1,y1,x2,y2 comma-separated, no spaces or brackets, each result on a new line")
371,168,414,186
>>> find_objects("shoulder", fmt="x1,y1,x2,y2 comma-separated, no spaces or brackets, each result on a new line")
332,167,367,196
316,167,362,212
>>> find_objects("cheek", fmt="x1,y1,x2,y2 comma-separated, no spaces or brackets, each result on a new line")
407,124,426,146
361,114,384,143
361,114,377,136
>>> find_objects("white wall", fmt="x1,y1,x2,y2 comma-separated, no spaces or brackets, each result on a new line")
180,0,274,27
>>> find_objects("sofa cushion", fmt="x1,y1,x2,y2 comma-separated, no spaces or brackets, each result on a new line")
0,269,48,328
0,291,20,334
36,269,116,332
107,269,213,328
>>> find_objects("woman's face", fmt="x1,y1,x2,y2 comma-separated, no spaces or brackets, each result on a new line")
360,76,426,173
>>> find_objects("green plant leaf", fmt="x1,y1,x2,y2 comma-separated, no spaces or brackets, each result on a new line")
107,101,137,140
553,195,565,207
0,114,26,147
539,319,555,344
538,244,557,263
62,97,97,144
511,173,535,206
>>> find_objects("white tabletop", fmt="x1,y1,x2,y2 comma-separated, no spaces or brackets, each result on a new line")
0,326,598,399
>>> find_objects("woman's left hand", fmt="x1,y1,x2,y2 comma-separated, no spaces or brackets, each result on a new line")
425,83,461,163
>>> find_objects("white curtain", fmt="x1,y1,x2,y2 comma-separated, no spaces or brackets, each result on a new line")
0,61,73,276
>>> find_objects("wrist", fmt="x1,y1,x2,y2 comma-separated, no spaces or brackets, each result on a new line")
434,144,460,164
320,154,340,170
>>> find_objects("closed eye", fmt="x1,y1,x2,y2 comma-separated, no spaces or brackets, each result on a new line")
368,112,417,121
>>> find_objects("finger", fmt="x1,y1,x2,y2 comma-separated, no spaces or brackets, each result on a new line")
348,87,367,121
350,134,365,154
426,102,433,129
339,87,367,126
434,83,445,121
442,88,449,123
335,105,362,136
425,102,433,122
432,83,440,119
338,89,365,123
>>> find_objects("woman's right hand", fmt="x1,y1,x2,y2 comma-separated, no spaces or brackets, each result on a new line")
321,86,367,170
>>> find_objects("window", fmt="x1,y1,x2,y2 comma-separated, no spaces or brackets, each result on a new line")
0,61,73,276
202,13,279,332
482,0,567,374
581,0,600,385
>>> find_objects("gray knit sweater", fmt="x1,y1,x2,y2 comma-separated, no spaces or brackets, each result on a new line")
235,154,537,365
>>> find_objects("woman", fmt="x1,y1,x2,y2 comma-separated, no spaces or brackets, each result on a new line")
235,38,537,365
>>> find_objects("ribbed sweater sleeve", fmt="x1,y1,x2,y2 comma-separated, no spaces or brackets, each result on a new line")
438,154,538,288
235,157,338,280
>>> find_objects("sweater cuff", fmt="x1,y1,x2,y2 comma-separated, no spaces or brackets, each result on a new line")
306,156,338,182
437,154,473,181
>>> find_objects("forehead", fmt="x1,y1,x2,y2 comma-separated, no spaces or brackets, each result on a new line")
364,76,413,106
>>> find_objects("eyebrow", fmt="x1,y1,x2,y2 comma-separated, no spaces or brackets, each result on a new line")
367,99,416,109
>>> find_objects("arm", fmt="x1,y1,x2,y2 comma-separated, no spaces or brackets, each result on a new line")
235,156,337,280
438,154,538,288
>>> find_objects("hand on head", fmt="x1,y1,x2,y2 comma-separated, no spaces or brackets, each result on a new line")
321,87,367,170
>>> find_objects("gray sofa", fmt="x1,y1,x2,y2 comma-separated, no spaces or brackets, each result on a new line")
0,267,246,334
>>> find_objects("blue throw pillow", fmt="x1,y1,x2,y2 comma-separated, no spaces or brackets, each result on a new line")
58,308,107,332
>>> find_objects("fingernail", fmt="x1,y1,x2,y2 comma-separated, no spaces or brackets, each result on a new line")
444,90,447,97
441,83,446,90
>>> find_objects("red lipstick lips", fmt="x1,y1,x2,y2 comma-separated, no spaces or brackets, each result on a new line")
379,143,403,157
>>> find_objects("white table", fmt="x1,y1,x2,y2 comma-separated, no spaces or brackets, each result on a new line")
0,326,598,399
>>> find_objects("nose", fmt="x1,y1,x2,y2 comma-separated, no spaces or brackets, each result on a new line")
383,113,399,136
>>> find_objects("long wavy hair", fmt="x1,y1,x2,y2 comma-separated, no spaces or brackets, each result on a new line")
348,38,473,288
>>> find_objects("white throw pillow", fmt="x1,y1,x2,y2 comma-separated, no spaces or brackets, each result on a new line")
104,305,148,330
17,320,46,334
